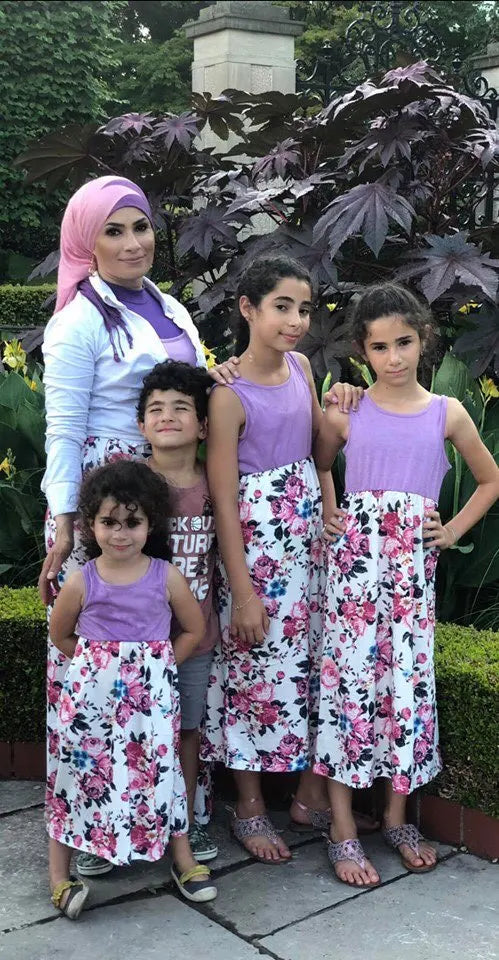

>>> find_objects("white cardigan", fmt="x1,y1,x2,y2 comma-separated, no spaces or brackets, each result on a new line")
42,274,206,516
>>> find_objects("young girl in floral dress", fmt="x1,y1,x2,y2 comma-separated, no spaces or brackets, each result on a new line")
47,460,217,918
202,256,346,863
314,282,499,888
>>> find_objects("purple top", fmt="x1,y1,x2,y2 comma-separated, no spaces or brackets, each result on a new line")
224,352,313,475
344,393,450,502
108,283,197,365
77,557,172,642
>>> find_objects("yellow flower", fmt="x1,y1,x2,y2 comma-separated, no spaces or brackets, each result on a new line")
479,376,499,399
458,302,480,315
2,339,27,375
202,343,217,369
0,449,15,479
24,377,37,391
326,302,338,312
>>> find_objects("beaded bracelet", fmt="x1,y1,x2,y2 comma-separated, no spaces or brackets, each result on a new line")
234,593,255,612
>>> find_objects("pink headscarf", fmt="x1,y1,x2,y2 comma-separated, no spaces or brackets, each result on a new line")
56,175,153,312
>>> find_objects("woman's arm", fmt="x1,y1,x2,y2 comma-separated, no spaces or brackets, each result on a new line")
207,387,270,646
39,306,97,603
424,398,499,548
167,565,205,666
49,570,85,659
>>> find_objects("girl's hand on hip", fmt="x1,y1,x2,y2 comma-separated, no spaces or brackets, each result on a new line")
209,356,241,386
38,529,74,605
323,382,363,413
231,593,270,647
423,510,454,549
323,508,347,542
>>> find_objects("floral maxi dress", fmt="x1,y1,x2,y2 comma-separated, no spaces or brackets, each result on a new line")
314,394,451,794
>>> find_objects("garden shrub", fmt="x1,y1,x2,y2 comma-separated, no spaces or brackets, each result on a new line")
0,588,497,817
0,282,174,331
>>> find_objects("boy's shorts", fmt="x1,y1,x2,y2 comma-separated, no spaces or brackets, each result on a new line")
177,650,214,730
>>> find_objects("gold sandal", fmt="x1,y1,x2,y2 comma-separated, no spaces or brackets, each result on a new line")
51,876,89,919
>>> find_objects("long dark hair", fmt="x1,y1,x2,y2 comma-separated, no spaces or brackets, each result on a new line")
349,282,434,347
233,255,312,355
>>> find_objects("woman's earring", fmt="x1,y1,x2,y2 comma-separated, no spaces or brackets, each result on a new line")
88,254,97,276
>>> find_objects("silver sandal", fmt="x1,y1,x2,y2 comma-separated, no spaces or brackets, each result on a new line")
324,835,380,888
289,798,332,834
383,823,437,874
227,805,291,864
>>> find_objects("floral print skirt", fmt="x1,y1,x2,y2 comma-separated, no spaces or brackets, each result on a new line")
313,489,442,795
45,437,149,816
46,635,188,864
201,457,324,772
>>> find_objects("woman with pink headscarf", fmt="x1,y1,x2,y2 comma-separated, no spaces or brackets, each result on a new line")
38,177,242,883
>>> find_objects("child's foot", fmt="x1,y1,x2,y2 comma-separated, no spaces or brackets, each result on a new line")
383,820,437,872
76,852,113,876
188,822,218,862
170,862,217,902
231,799,291,863
327,823,380,887
50,876,89,919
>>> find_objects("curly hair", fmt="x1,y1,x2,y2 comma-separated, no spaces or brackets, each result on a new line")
233,255,313,355
349,282,434,347
78,460,172,561
137,359,213,423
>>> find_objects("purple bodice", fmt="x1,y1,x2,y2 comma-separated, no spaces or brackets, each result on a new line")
77,557,172,642
224,352,312,475
344,393,450,501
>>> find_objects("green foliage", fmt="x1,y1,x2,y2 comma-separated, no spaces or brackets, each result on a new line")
0,282,174,332
432,353,499,622
0,284,54,330
433,622,499,816
0,345,47,586
0,0,124,262
0,586,46,742
281,1,499,78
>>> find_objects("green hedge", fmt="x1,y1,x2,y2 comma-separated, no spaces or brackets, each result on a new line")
1,588,498,817
433,623,498,817
0,282,175,331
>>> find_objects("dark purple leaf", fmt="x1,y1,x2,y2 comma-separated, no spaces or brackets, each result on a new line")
153,113,200,152
382,62,442,87
314,182,415,257
177,207,242,260
225,182,288,215
288,171,336,199
454,305,499,377
298,305,352,382
14,123,100,186
397,233,499,303
338,116,427,171
122,137,156,165
252,139,301,181
28,249,60,281
461,128,499,169
100,113,155,137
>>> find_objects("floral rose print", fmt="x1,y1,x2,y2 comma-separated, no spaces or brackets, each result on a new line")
314,490,442,794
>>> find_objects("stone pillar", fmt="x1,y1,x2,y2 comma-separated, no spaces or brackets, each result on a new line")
470,42,499,223
471,41,499,110
185,1,304,103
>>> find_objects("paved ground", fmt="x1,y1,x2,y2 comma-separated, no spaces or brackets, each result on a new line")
1,781,497,960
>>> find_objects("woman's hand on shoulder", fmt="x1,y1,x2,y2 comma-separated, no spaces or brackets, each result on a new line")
323,381,363,413
208,356,241,386
231,591,270,647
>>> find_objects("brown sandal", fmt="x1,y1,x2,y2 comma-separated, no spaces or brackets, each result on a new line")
51,876,89,919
